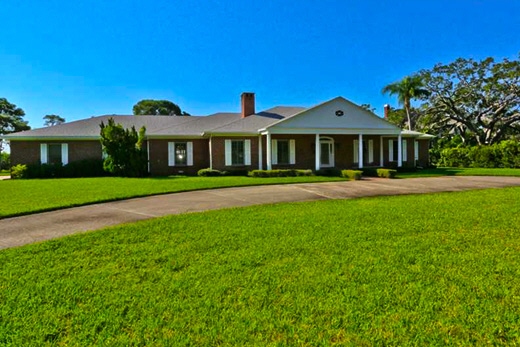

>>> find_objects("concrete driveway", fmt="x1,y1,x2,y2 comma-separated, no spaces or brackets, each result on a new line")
2,176,520,250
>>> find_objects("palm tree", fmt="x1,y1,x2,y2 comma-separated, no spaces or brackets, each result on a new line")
382,75,430,131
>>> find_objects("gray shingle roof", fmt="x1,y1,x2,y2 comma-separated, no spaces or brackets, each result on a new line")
2,107,307,139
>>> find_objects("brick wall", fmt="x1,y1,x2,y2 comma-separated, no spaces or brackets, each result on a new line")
10,140,102,166
211,136,259,171
148,139,209,176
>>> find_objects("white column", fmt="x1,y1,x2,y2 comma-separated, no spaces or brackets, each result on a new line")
209,136,213,169
266,132,272,170
397,134,402,167
358,133,363,169
315,133,320,171
258,135,263,170
379,136,384,166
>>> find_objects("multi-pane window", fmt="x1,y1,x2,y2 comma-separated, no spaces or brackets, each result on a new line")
277,140,290,165
48,144,63,164
231,140,245,165
392,140,399,162
175,142,187,166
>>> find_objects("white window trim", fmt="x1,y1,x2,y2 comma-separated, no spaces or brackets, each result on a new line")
353,139,359,163
271,139,296,165
368,139,374,163
40,143,68,165
414,140,419,161
168,141,193,167
225,139,251,166
402,139,408,162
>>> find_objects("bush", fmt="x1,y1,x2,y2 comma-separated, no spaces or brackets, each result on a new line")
197,168,224,177
0,152,10,170
10,164,28,179
222,169,250,177
377,168,397,178
315,168,342,177
248,169,313,177
341,170,362,180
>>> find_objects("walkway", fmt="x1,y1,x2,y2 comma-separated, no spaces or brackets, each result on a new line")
2,176,520,250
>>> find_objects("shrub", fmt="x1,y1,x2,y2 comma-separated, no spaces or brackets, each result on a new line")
10,164,28,179
221,169,249,177
341,170,362,180
362,168,379,177
315,168,342,177
377,168,397,178
437,141,520,169
248,169,313,177
498,140,520,168
197,168,223,177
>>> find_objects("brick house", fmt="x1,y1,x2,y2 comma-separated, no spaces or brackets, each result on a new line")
3,93,434,175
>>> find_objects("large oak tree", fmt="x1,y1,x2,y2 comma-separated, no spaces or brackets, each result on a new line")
133,99,190,116
0,97,30,154
419,55,520,145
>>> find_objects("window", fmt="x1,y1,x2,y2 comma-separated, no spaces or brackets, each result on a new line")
48,144,62,164
225,139,251,166
231,140,245,165
271,139,295,165
40,143,68,165
388,139,407,162
168,142,193,166
353,139,374,165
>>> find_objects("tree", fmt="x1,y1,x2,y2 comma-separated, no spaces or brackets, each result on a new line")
382,75,430,131
99,118,147,177
419,55,520,145
0,97,30,157
132,99,190,116
43,114,65,126
359,103,376,113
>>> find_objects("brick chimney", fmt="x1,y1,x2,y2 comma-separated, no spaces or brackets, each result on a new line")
384,104,390,119
241,92,255,118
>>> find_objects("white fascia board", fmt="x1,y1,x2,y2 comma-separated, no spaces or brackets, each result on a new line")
203,132,259,137
147,134,203,140
265,128,401,135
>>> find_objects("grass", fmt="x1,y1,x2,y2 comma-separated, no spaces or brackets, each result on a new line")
1,187,520,345
0,170,9,176
397,167,520,178
0,175,346,219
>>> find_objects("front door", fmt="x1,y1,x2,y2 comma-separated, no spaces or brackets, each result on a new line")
320,138,334,167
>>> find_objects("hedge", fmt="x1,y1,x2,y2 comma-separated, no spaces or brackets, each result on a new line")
376,169,397,178
438,140,520,168
11,159,107,179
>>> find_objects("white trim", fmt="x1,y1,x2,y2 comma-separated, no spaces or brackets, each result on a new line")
271,139,278,165
368,139,374,163
168,142,175,166
358,134,363,169
315,134,320,171
289,139,296,165
353,139,359,164
266,133,272,170
258,135,262,170
389,140,394,162
398,134,402,167
262,128,401,135
224,139,232,166
40,143,48,164
402,139,407,162
319,136,334,168
61,143,68,165
414,140,419,161
209,136,213,170
244,139,251,165
187,141,193,166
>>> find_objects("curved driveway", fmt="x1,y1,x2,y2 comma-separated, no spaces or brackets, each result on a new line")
2,176,520,250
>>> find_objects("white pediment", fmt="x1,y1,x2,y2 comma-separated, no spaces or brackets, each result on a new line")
266,97,401,135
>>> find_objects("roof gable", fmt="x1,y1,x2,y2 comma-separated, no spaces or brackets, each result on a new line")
264,97,400,134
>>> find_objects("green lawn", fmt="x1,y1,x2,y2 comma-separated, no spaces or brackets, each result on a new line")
397,167,520,178
0,176,346,218
1,188,520,345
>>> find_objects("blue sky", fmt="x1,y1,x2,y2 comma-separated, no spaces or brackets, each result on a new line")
2,0,519,129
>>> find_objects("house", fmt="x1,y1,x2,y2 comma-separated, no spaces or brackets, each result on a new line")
4,93,434,175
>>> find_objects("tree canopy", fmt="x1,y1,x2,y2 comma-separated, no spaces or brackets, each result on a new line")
132,99,190,116
43,114,65,127
0,98,31,154
418,55,520,145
